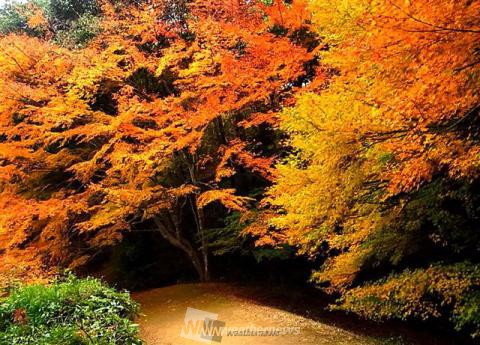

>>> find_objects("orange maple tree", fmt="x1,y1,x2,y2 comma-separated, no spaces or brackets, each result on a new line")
0,0,318,281
248,0,480,336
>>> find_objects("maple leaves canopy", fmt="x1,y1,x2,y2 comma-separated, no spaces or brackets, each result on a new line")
2,0,480,337
0,0,316,277
251,0,480,336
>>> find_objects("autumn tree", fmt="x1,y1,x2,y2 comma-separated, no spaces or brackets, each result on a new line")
0,0,317,282
253,0,480,336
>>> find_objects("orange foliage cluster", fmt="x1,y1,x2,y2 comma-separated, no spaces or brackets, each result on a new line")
248,0,480,335
0,0,318,279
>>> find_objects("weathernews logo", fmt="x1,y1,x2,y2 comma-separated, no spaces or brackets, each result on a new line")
180,307,301,343
180,307,225,343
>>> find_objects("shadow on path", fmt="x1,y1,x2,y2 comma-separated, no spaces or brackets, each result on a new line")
133,283,469,345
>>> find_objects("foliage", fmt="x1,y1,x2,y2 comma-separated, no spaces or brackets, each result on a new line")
54,13,100,47
0,273,141,344
245,0,480,337
0,0,100,46
0,0,317,282
337,263,480,337
0,1,45,36
2,0,480,337
205,212,252,256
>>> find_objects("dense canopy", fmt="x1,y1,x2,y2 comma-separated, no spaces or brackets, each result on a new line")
1,0,480,338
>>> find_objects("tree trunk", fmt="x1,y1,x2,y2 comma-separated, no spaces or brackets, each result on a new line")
196,205,210,281
188,196,210,282
182,151,211,282
214,117,227,145
153,216,207,282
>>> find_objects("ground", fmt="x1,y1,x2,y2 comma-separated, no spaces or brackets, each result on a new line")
133,283,455,345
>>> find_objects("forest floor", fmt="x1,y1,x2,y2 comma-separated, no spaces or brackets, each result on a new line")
133,283,456,345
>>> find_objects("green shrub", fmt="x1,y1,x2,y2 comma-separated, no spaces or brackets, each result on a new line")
0,274,143,344
336,263,480,338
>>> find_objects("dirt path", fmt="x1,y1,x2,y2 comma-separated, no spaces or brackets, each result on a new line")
133,283,442,345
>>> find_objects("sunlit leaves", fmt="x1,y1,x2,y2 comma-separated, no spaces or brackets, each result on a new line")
0,0,316,278
198,189,253,212
259,0,480,335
